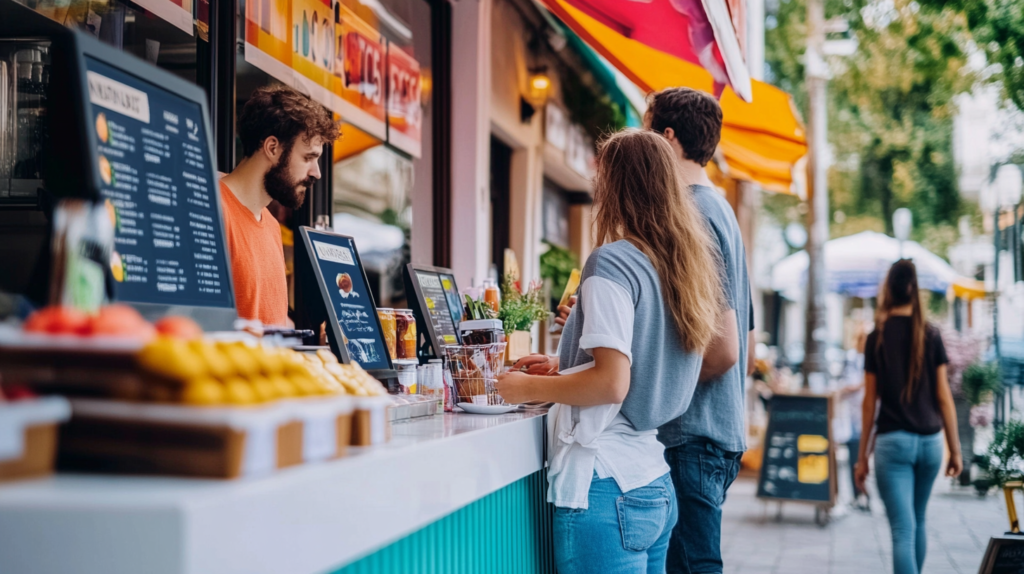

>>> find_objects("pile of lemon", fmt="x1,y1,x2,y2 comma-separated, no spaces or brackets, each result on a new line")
136,339,385,406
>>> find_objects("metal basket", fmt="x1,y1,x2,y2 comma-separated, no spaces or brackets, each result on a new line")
443,343,508,406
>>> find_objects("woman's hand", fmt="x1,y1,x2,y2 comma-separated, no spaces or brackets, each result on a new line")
946,453,964,477
496,371,536,404
512,354,559,375
554,296,576,327
854,458,869,495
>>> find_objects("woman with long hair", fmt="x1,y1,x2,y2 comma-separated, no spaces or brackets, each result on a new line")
855,259,962,574
497,129,724,574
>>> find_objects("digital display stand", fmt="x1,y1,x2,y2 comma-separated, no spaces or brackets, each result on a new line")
50,30,237,330
297,227,396,382
403,264,465,363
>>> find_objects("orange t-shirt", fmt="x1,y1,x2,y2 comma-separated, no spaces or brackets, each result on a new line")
220,181,289,326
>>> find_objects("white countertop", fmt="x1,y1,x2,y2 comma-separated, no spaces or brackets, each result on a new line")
0,410,547,574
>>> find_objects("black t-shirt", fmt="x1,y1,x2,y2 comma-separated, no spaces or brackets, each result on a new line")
864,318,948,435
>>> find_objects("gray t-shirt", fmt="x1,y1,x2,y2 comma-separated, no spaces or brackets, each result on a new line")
657,185,753,453
559,240,704,432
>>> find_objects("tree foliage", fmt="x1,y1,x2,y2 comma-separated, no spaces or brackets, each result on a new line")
765,0,973,256
918,0,1024,112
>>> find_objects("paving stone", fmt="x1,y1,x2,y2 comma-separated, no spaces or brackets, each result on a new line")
720,475,1006,573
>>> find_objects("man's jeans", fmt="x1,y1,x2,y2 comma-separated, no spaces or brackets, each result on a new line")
874,431,943,574
554,473,678,574
665,440,742,574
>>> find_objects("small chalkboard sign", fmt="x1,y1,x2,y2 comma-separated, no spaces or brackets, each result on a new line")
979,536,1024,574
757,394,836,505
403,264,464,362
296,227,395,380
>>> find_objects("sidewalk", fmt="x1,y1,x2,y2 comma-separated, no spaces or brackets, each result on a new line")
721,475,1009,574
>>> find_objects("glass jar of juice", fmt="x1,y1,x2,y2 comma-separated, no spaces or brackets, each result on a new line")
395,309,417,359
377,308,397,360
483,280,501,314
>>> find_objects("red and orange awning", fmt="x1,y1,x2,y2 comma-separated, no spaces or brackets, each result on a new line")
540,0,807,193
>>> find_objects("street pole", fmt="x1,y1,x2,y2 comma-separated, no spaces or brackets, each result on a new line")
803,0,829,389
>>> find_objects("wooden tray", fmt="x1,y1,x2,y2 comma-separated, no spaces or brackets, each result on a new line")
57,399,353,479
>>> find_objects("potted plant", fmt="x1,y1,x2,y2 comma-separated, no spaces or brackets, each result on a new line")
498,273,547,363
962,361,1002,429
978,419,1024,504
939,326,982,486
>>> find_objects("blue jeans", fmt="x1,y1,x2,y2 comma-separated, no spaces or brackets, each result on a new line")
664,440,742,574
874,431,944,574
554,472,678,574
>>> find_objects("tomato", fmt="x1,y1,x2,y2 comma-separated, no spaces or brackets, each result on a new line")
86,305,155,341
154,316,203,340
23,306,91,335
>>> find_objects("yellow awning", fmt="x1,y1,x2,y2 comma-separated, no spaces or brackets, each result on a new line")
951,278,988,300
541,0,807,193
333,117,384,163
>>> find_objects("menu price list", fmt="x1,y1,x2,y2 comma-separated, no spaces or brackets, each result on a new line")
415,271,459,346
87,57,232,309
308,233,390,371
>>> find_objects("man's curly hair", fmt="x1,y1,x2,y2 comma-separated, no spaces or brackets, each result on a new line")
238,84,340,158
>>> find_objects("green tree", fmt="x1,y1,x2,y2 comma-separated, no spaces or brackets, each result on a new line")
918,0,1024,112
765,0,973,254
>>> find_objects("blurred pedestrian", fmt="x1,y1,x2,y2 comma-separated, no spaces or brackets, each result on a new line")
839,330,869,510
498,129,725,574
855,259,962,574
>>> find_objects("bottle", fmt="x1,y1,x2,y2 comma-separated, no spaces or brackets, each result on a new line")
483,279,500,314
442,361,455,413
428,359,444,413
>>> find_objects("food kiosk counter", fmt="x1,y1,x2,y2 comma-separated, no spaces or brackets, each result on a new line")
0,410,547,574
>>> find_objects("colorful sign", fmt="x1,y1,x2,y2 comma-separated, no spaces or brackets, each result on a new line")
386,47,422,158
245,1,396,145
333,4,387,140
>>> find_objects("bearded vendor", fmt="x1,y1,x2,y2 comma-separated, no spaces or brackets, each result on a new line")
219,85,340,326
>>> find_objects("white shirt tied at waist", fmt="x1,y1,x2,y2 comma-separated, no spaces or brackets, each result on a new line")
546,277,670,510
547,363,620,509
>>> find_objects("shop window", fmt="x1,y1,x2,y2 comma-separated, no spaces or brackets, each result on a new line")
542,178,570,249
236,0,438,309
333,146,412,307
10,0,201,81
0,1,205,301
3,0,202,203
329,0,436,308
490,136,512,279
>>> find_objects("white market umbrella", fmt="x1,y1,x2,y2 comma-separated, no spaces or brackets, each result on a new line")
770,230,959,300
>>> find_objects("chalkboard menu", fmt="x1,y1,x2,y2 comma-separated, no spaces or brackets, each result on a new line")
757,394,835,504
404,264,464,361
980,536,1024,574
299,228,392,373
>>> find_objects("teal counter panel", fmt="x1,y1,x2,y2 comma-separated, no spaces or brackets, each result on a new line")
334,469,554,574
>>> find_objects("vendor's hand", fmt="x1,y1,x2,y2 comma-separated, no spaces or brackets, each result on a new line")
854,458,869,494
512,354,559,375
946,453,964,477
554,296,577,327
496,371,536,405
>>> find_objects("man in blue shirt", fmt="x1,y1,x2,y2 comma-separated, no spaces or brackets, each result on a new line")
646,87,755,574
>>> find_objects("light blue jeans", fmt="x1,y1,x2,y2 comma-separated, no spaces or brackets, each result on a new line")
554,472,678,574
874,431,944,574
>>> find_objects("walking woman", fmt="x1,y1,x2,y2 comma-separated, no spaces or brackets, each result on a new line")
855,259,962,574
497,129,724,574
